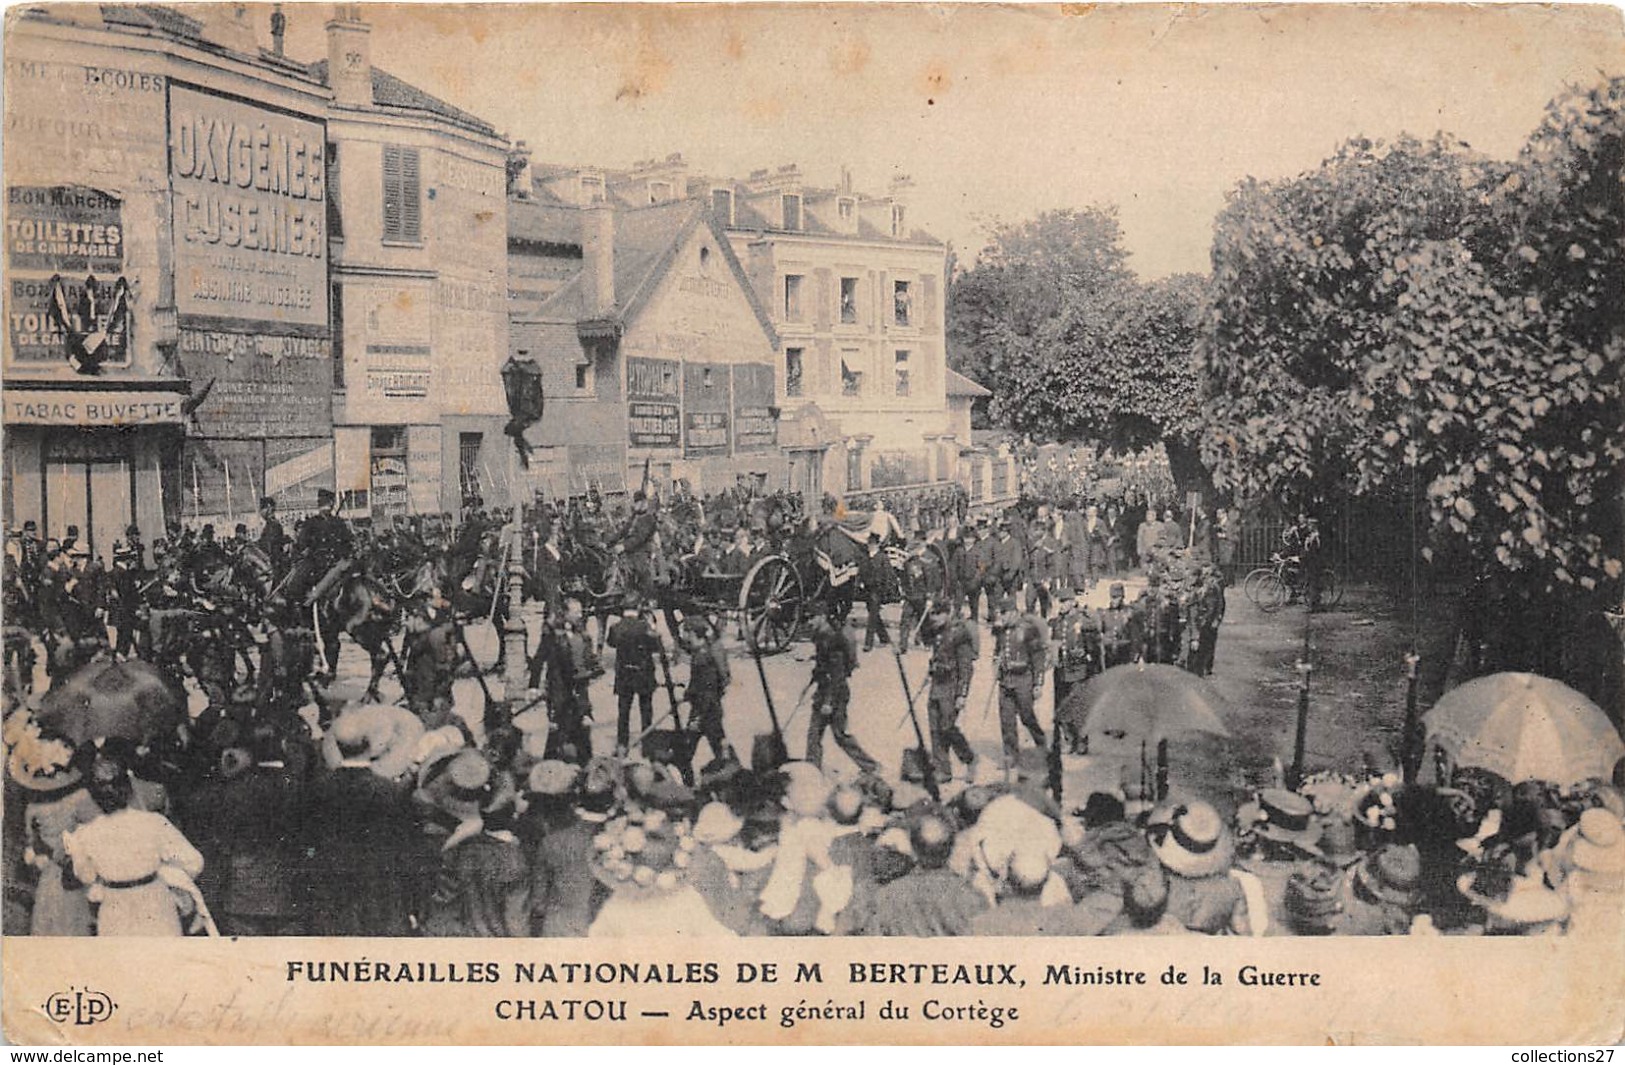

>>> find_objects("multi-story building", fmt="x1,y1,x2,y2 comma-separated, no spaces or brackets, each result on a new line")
2,4,514,554
509,152,987,508
508,159,784,496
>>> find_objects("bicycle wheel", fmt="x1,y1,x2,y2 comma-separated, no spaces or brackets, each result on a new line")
1242,567,1274,605
1254,572,1289,613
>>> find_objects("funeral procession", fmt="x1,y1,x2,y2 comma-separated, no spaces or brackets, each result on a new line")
2,4,1621,944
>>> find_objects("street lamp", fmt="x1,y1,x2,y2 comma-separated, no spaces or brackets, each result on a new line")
497,353,543,720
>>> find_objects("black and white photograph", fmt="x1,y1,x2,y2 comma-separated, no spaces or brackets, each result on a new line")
1,0,1622,1045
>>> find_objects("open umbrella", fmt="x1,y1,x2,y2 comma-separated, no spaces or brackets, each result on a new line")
1422,672,1624,788
34,658,186,746
1057,662,1232,743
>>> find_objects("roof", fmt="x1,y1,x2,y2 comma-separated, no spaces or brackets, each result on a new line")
99,4,202,38
530,200,778,347
307,60,498,137
946,369,992,399
509,199,585,249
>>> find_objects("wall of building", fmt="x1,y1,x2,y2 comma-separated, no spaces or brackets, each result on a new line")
726,230,953,499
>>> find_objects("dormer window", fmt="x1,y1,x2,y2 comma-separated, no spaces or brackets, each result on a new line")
711,188,734,225
782,193,803,231
837,197,855,226
580,174,604,204
649,180,673,204
890,204,906,237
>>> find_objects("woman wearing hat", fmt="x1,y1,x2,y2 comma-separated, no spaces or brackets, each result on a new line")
62,771,204,936
420,751,528,937
13,734,98,936
1148,801,1253,935
1550,808,1623,937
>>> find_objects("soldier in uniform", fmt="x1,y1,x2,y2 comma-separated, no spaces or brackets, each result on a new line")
680,616,734,771
857,533,896,652
1187,564,1227,676
1051,587,1102,754
992,520,1025,602
963,521,993,625
924,600,979,780
806,614,879,775
606,596,662,756
542,601,601,765
1137,574,1183,665
257,498,287,577
401,585,460,727
612,491,658,599
110,525,146,659
291,488,355,604
1099,582,1141,668
993,595,1048,768
897,541,931,653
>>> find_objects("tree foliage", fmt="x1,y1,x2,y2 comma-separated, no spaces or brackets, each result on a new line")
1199,79,1624,598
947,208,1204,454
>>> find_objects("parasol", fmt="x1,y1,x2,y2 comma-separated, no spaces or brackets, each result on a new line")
34,658,186,746
1422,672,1625,788
1057,662,1232,743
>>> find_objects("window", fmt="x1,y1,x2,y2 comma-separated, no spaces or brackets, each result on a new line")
837,197,855,225
458,432,483,509
382,144,422,243
372,425,407,452
326,143,342,240
783,274,804,321
840,357,863,397
575,364,590,391
893,280,912,326
782,193,802,231
839,277,859,324
894,349,911,396
580,175,604,204
702,367,714,390
330,282,345,388
649,180,673,204
711,188,734,224
846,445,863,492
890,204,906,237
785,347,804,398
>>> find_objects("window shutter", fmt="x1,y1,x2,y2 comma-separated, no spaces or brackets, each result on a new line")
382,145,402,241
813,268,833,330
401,147,422,242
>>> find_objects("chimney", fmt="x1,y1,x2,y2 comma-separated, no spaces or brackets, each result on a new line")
506,141,533,199
326,4,373,108
270,4,286,56
581,203,616,318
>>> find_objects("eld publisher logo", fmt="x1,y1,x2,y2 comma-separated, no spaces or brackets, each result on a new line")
43,987,117,1026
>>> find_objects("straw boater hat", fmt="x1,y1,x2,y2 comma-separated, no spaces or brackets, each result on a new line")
1239,788,1323,853
1149,801,1235,879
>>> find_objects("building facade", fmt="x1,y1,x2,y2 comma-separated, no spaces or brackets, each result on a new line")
508,179,784,497
3,5,514,554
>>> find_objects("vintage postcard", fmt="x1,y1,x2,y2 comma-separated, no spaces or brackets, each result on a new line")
2,0,1623,1047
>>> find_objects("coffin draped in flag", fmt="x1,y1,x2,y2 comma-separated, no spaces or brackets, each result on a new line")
500,355,545,468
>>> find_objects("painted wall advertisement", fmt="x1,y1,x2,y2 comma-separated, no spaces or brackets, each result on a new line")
169,85,327,332
733,362,777,452
178,328,331,438
6,185,131,369
407,425,444,515
683,362,730,458
626,356,680,448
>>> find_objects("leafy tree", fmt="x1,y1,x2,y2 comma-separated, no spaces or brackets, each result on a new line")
947,208,1206,477
1198,82,1624,600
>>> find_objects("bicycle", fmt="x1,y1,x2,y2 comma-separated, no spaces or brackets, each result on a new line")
1243,553,1344,613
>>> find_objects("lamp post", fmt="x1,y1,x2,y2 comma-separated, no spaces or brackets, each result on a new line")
497,354,542,719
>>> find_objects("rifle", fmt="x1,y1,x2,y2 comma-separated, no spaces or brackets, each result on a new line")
891,640,940,803
747,625,788,771
650,628,697,785
782,674,817,733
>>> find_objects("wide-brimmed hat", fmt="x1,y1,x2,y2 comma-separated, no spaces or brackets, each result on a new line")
781,761,834,817
419,749,514,820
1354,844,1423,909
1306,816,1364,868
1150,801,1235,879
1240,788,1322,852
1458,870,1570,929
6,735,82,793
1568,808,1625,876
527,759,579,798
692,800,745,844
